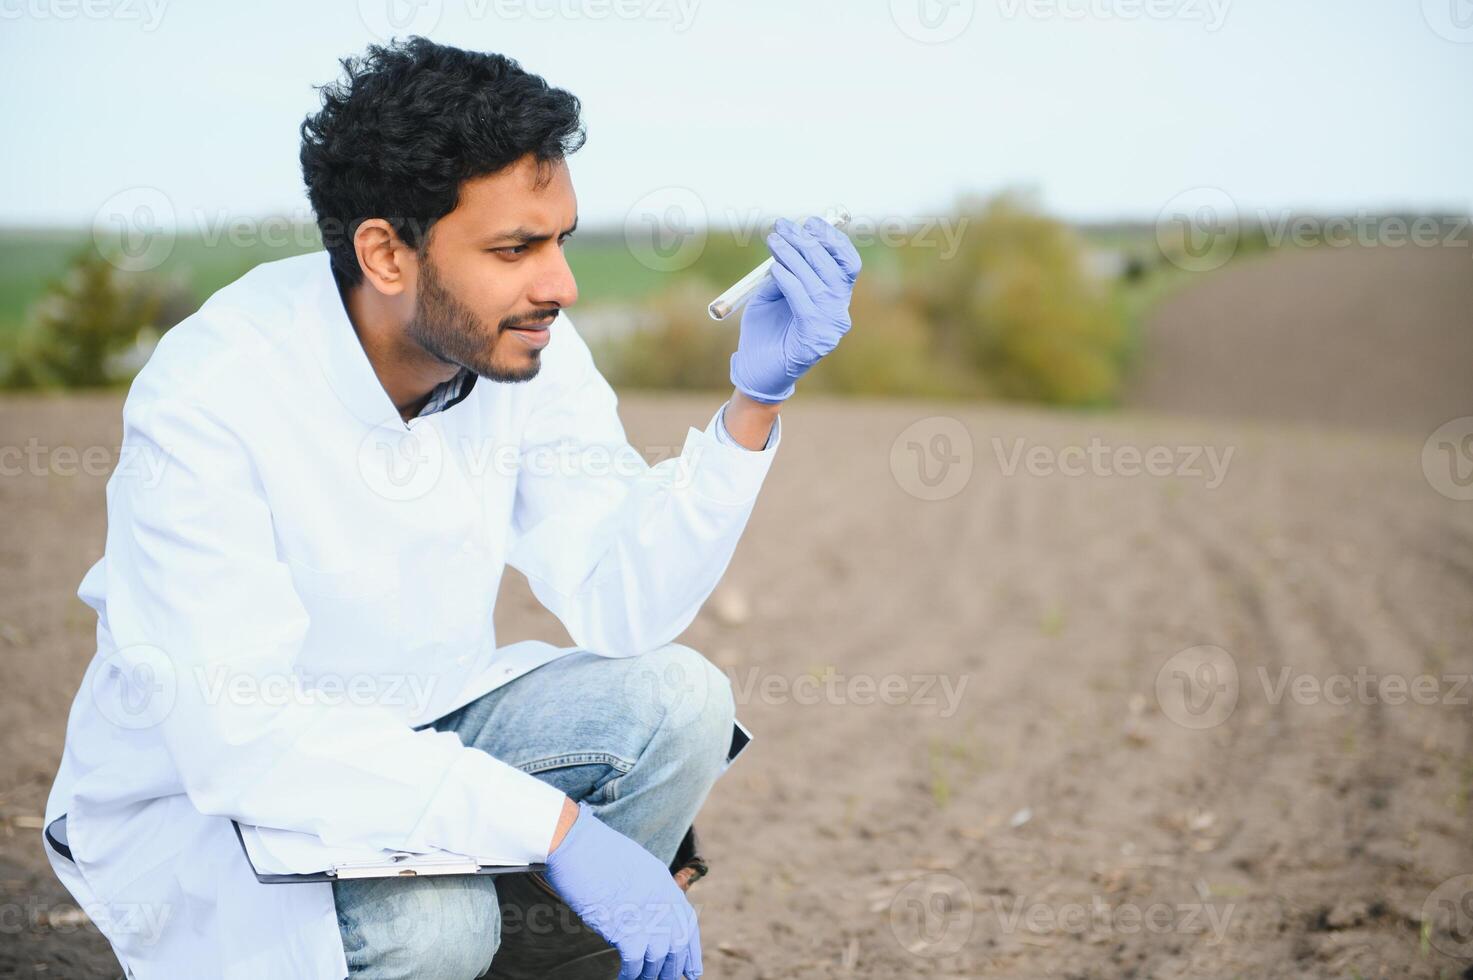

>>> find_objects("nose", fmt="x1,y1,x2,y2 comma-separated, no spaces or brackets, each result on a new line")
529,246,579,310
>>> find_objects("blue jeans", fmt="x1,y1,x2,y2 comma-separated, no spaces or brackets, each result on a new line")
332,643,735,980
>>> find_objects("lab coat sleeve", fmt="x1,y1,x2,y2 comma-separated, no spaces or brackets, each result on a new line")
97,388,568,863
506,327,780,657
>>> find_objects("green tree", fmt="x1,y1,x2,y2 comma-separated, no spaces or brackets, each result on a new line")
4,249,167,389
908,193,1130,406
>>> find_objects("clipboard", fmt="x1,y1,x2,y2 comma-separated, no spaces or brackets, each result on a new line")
726,717,753,769
231,820,545,884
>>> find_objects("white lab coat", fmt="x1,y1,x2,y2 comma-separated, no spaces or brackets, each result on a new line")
42,251,779,979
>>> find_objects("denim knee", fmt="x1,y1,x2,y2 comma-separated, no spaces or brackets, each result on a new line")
335,875,502,980
639,643,735,773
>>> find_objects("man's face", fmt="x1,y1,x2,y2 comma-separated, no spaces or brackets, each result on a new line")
405,155,579,383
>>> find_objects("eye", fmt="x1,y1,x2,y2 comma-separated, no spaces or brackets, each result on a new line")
489,245,529,256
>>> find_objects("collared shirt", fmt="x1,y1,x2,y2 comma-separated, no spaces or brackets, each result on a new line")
416,366,477,418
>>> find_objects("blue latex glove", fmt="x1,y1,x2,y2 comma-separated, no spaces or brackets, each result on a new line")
543,801,703,980
728,215,863,404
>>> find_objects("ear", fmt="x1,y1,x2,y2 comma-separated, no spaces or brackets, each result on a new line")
352,219,416,297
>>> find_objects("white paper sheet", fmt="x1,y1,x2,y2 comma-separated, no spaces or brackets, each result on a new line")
238,823,523,877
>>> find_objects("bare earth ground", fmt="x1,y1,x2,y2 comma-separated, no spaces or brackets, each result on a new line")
2,243,1471,978
1128,244,1473,434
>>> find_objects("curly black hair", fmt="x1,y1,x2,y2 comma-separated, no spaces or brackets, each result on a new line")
300,37,585,289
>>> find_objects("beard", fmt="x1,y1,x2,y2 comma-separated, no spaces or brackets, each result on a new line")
404,254,550,384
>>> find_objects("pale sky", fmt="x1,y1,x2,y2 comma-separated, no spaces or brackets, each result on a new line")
1,0,1469,230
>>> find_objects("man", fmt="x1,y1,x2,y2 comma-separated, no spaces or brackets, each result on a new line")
42,36,861,980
